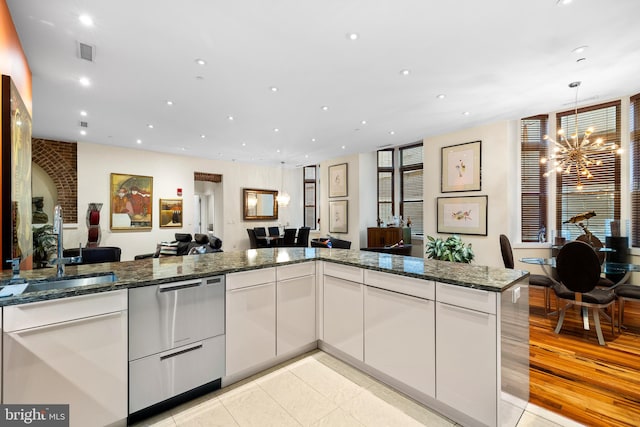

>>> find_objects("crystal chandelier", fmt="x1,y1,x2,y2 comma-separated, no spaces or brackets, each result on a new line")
540,81,621,190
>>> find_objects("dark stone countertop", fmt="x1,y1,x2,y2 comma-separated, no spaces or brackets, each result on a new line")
0,248,529,306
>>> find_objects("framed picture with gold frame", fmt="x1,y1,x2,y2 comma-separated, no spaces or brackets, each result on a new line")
110,173,153,230
159,198,183,228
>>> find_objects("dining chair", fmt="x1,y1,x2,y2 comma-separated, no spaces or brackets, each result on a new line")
282,228,297,246
254,227,267,237
615,284,640,332
552,240,616,346
295,227,310,247
246,228,258,249
268,226,280,237
499,234,555,315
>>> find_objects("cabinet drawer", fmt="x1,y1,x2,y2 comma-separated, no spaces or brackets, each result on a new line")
4,290,127,332
364,270,434,300
436,283,496,314
227,267,276,290
277,262,315,281
324,263,363,283
129,335,225,413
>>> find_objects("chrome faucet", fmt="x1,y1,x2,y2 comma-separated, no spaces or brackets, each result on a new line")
50,205,82,277
4,258,25,284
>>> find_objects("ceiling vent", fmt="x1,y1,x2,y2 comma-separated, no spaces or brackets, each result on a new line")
78,42,95,62
80,121,88,128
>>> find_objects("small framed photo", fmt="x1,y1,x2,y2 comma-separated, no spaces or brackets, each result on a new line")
159,198,183,228
437,195,488,236
110,173,153,230
328,163,348,198
329,200,348,233
441,140,481,192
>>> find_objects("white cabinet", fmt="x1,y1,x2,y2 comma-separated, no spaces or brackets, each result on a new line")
364,286,435,397
3,290,128,427
226,268,276,376
435,283,497,427
323,274,363,361
276,263,316,355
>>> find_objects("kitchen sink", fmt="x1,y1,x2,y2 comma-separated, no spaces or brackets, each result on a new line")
21,272,118,294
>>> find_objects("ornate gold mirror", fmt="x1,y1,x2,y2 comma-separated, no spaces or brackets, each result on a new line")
243,188,278,220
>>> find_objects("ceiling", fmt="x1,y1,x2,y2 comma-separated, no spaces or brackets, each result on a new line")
7,0,640,168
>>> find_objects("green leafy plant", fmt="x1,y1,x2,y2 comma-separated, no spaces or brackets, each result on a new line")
33,225,56,268
425,235,474,263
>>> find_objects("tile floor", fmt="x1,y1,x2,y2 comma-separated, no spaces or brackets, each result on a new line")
132,350,584,427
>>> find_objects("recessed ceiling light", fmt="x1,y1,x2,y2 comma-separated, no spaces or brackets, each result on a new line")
200,134,206,139
80,110,87,116
361,120,367,125
242,142,246,147
179,147,187,151
572,45,588,54
136,139,142,144
78,14,93,26
80,130,86,136
400,69,410,76
228,115,234,121
276,149,281,153
347,33,359,40
321,106,329,111
389,131,395,135
166,100,174,106
147,124,154,129
195,58,206,65
556,0,573,5
463,111,471,116
436,94,446,99
270,86,278,92
311,138,316,142
79,77,90,87
305,155,309,158
341,145,346,150
274,128,280,132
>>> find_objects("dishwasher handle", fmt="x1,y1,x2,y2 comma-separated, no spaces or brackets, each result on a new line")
158,280,202,292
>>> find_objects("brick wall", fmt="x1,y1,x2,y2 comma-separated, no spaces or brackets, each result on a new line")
32,138,78,223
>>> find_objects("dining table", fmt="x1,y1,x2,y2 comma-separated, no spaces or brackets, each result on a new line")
256,235,283,247
521,257,640,331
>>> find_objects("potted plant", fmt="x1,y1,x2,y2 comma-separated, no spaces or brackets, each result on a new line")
425,235,474,263
33,224,56,268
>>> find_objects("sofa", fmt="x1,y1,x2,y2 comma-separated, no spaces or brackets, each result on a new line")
134,233,223,259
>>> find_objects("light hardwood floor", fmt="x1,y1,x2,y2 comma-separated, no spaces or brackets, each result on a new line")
529,286,640,427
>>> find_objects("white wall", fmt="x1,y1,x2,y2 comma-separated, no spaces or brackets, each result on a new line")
68,142,302,260
423,120,516,268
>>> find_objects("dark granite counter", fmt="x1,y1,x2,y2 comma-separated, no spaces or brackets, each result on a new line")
0,247,528,306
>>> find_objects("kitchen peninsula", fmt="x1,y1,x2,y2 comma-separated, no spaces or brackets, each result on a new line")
0,248,530,427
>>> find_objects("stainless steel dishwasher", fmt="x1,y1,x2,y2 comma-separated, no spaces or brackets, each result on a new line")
128,275,225,419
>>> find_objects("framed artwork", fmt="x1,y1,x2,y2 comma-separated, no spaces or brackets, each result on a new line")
328,163,348,197
159,198,183,228
437,195,488,236
441,140,481,192
110,173,153,230
329,200,348,233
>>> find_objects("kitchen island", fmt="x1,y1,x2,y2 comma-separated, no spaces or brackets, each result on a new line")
0,248,529,427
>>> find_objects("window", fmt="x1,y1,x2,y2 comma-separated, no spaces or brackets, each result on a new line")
303,165,318,229
521,115,549,242
400,144,424,235
555,101,621,241
377,149,394,223
631,94,640,247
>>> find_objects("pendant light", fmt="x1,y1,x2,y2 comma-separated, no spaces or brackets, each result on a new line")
276,161,290,207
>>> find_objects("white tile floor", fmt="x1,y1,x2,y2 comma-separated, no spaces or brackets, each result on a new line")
131,350,584,427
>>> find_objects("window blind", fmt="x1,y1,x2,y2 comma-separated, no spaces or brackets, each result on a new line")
400,144,423,235
377,149,394,223
555,101,621,241
521,115,548,242
630,94,640,247
303,165,318,228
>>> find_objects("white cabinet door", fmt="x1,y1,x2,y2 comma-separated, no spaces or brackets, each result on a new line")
436,301,497,427
277,274,316,355
3,291,128,427
323,275,363,361
226,282,276,376
364,286,435,397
